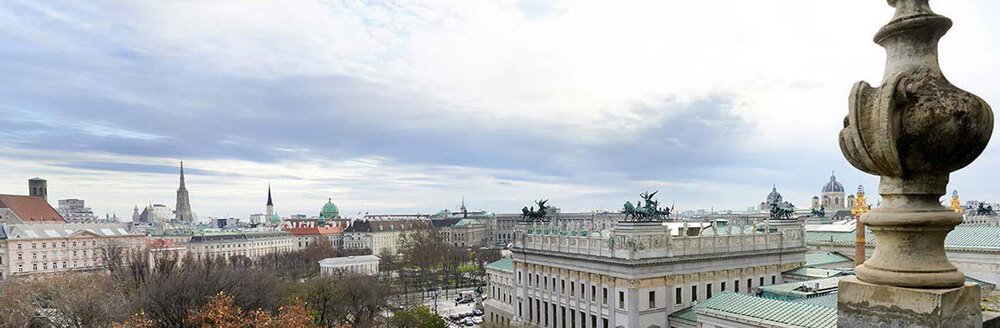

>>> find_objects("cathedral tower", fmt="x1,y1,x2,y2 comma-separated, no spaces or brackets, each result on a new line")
266,184,274,219
175,161,193,222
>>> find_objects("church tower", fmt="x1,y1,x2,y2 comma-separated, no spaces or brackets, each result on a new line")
175,161,193,222
266,184,274,219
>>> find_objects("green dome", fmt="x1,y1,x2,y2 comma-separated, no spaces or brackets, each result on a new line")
269,214,281,222
320,198,340,219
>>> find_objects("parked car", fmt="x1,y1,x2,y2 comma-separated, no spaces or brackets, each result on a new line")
472,309,483,316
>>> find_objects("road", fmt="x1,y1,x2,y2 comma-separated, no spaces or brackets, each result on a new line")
423,294,483,327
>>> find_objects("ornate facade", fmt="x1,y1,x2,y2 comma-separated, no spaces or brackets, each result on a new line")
486,220,807,328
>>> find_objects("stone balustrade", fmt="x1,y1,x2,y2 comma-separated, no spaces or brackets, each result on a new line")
512,222,805,261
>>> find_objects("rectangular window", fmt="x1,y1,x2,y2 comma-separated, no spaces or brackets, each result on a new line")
748,278,752,289
722,281,727,291
518,272,522,284
760,277,765,286
692,285,698,302
552,278,556,291
561,279,565,294
707,283,713,299
591,315,597,328
544,302,549,326
528,299,533,320
648,291,656,308
570,281,574,296
772,275,776,284
675,287,682,304
592,286,596,301
603,318,608,328
735,280,740,293
618,291,624,309
602,287,608,305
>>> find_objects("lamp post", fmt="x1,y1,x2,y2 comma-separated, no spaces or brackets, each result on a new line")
837,0,991,326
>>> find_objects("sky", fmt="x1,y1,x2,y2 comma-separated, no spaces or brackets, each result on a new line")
2,0,1000,220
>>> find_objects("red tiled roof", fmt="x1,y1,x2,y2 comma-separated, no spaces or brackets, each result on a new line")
0,194,66,223
283,225,344,236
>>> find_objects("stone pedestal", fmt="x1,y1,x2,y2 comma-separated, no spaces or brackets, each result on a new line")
838,276,982,328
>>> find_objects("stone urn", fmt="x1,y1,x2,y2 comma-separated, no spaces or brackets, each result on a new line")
839,0,993,288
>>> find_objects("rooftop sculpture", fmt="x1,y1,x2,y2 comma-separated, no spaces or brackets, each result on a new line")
520,199,550,222
975,202,995,216
767,198,795,220
622,191,672,221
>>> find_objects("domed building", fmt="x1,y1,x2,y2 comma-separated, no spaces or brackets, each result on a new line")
821,172,846,210
760,185,783,211
320,198,340,219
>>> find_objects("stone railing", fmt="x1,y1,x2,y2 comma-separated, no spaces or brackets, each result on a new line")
512,222,805,261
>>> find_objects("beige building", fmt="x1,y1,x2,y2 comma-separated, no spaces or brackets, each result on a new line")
282,219,344,250
486,220,807,328
0,222,145,279
343,219,430,255
433,218,488,248
186,231,294,261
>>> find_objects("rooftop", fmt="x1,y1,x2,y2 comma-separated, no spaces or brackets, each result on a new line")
0,194,66,223
804,251,853,268
486,257,513,272
695,292,837,328
2,222,139,240
805,226,1000,250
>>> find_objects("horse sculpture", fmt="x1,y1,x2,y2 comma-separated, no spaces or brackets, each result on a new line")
810,205,826,218
521,199,551,222
976,202,995,216
622,191,672,221
769,199,795,220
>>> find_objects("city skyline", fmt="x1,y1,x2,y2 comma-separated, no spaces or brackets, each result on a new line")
3,1,1000,217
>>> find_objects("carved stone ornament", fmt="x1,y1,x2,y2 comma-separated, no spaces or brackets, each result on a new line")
840,0,993,288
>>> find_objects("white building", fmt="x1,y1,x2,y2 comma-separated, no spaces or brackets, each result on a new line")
319,255,380,276
486,220,807,328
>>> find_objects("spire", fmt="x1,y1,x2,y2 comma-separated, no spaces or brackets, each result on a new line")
179,161,186,189
267,183,273,206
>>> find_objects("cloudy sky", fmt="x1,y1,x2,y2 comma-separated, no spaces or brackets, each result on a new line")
2,0,1000,219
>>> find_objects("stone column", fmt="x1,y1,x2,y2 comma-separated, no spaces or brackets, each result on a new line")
837,0,992,327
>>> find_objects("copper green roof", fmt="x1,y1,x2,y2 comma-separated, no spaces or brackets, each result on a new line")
486,257,513,271
783,267,845,279
806,226,1000,250
320,198,339,219
695,292,836,328
454,218,482,227
804,252,853,267
668,306,697,324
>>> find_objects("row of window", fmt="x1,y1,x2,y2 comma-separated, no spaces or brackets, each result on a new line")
523,298,610,328
17,240,96,250
520,271,779,310
16,250,97,261
16,260,99,273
